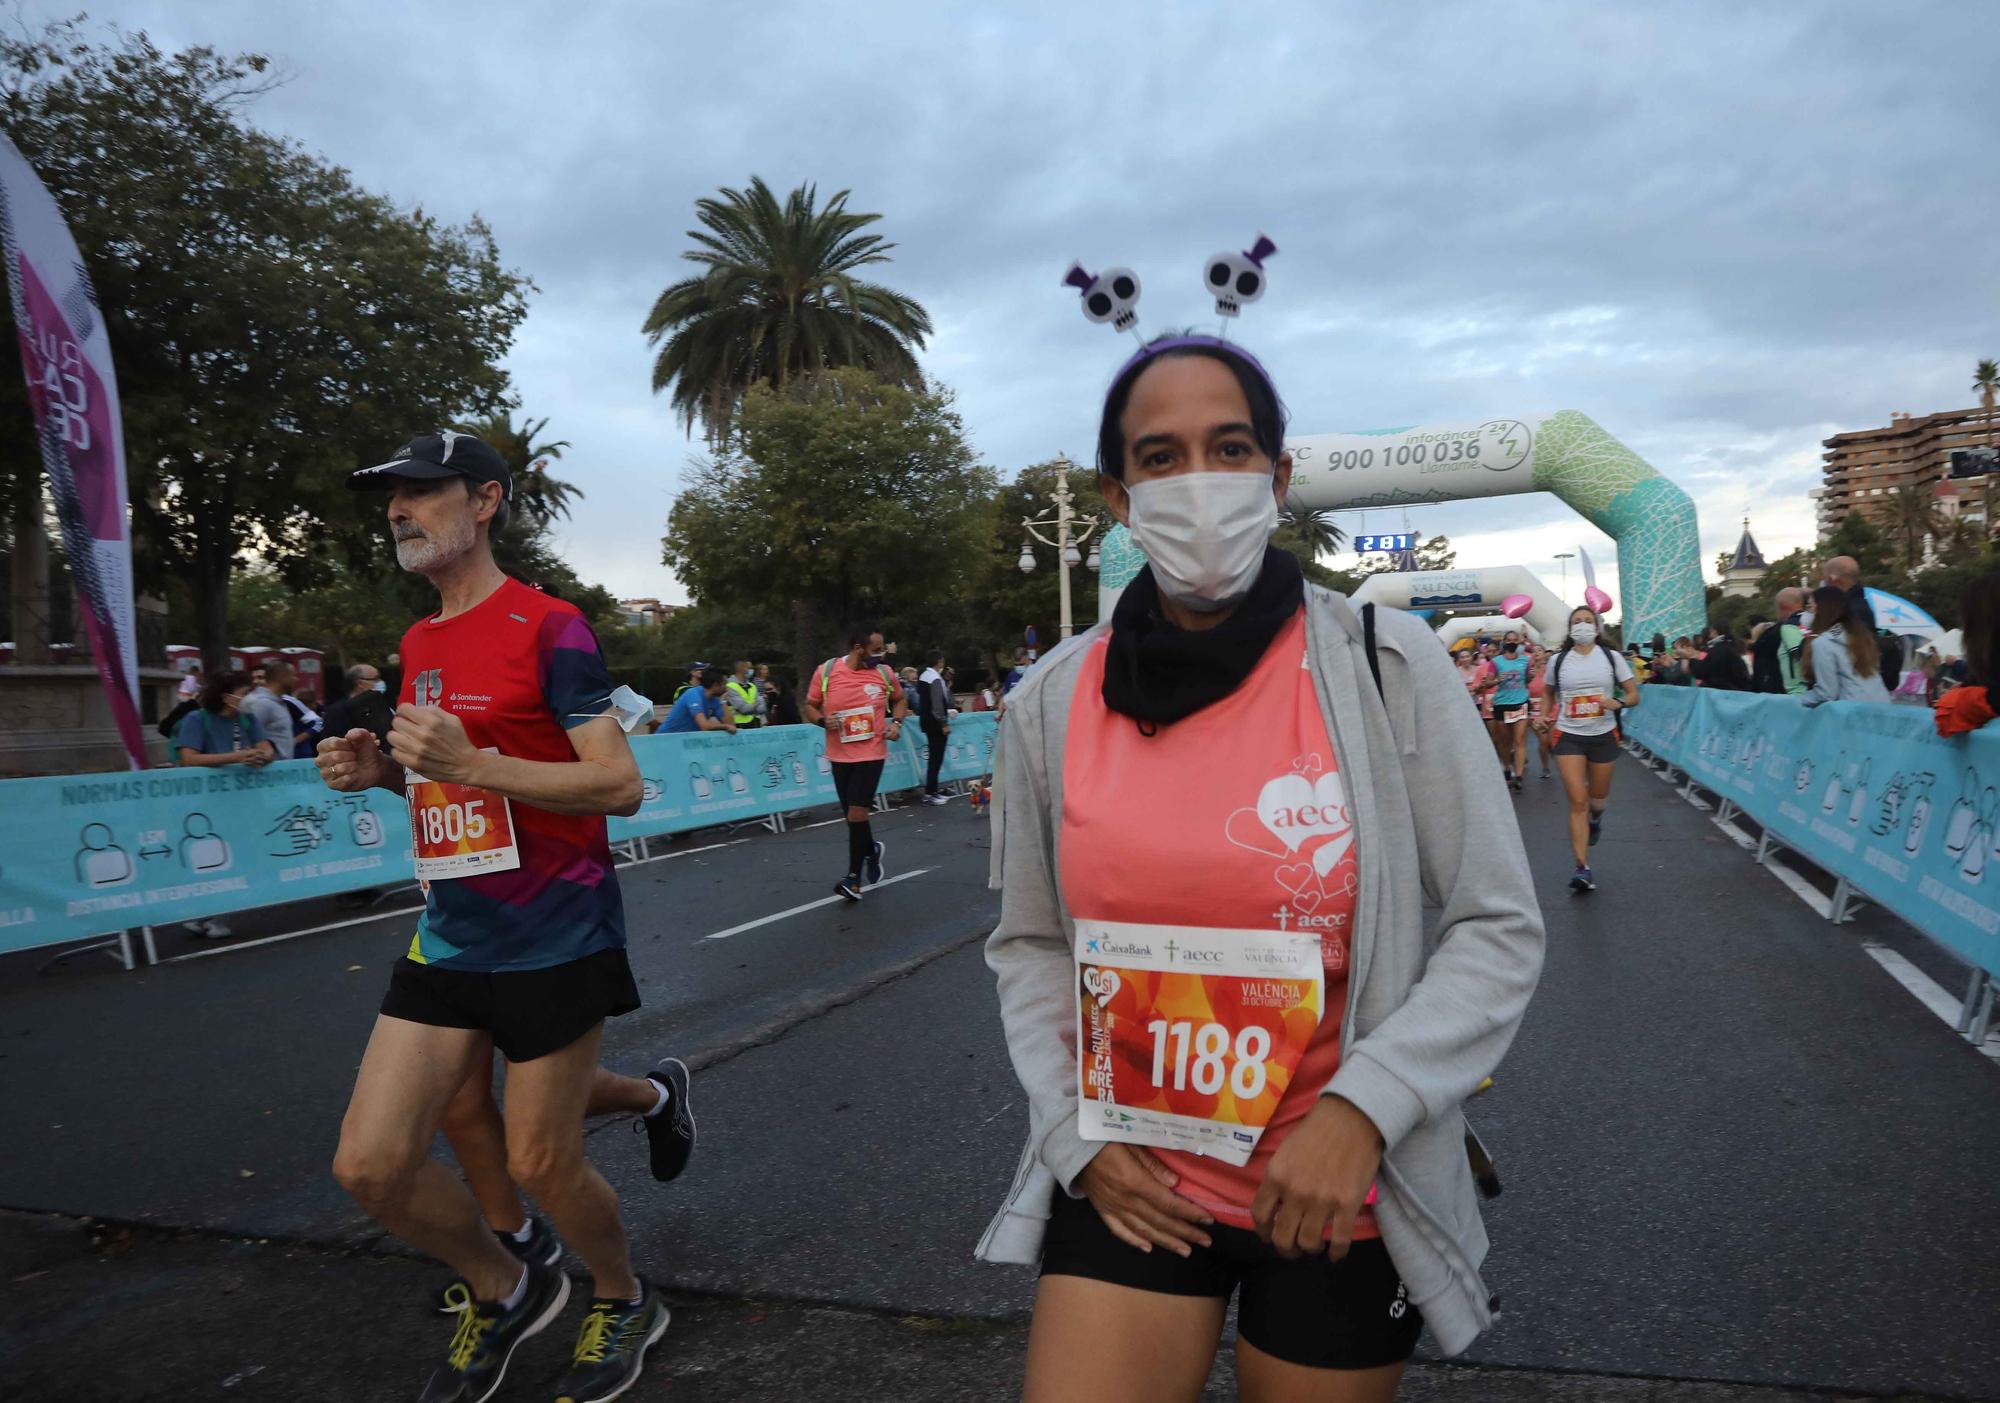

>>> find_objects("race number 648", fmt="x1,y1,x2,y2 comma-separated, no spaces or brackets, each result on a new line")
419,799,488,846
1148,1019,1272,1099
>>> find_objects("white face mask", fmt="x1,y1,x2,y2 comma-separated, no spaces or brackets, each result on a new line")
1570,622,1599,646
1124,472,1278,613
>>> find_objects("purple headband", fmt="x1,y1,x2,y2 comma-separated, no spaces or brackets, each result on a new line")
1104,334,1279,412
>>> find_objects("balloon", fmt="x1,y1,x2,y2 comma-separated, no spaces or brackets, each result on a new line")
1585,586,1614,615
1501,594,1534,619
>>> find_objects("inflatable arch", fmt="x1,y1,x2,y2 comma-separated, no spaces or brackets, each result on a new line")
1432,614,1546,649
1097,411,1706,649
1350,565,1567,642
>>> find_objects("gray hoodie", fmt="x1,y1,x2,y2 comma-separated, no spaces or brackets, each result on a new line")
977,584,1546,1355
1801,626,1892,708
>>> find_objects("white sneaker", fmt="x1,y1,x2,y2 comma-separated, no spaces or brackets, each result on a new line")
923,794,951,806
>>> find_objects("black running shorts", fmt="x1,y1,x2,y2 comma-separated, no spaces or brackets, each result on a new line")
1552,729,1621,764
380,946,640,1063
1039,1190,1422,1370
830,757,886,810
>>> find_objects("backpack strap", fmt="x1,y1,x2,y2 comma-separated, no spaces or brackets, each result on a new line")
1361,603,1383,700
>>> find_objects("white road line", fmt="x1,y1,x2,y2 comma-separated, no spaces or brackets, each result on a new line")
158,905,427,963
702,869,933,940
1862,944,2000,1062
797,809,920,830
1710,815,1834,918
620,838,748,867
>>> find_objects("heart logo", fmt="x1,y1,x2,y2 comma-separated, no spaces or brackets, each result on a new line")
1274,863,1314,896
1083,967,1121,1007
1293,890,1323,914
1309,831,1355,878
1225,806,1289,859
1257,770,1350,853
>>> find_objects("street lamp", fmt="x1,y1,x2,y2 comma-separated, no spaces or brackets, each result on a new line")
1018,454,1103,638
1554,552,1575,597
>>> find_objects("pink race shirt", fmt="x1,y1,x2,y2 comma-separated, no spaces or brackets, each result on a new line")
1060,609,1375,1236
807,658,899,763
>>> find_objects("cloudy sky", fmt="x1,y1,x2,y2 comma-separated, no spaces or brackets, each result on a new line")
52,1,2000,611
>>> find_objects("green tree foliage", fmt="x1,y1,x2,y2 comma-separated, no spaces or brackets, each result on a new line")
1975,358,1998,451
1821,511,1898,583
0,20,531,670
643,178,932,445
463,409,578,528
1883,483,1941,570
661,369,996,685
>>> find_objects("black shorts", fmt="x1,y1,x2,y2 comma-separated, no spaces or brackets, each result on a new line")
1553,729,1621,764
380,946,640,1063
1039,1190,1422,1370
1494,705,1530,726
830,757,886,810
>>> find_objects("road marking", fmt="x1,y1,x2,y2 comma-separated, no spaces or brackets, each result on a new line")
1862,944,2000,1063
620,838,748,867
702,869,933,940
797,809,919,830
159,905,427,963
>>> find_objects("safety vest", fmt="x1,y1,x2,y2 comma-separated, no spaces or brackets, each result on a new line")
724,677,761,728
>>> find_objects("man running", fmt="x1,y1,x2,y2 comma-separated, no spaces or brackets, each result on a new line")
318,431,672,1403
803,626,908,901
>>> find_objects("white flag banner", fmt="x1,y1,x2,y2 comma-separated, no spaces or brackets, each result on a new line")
0,132,145,768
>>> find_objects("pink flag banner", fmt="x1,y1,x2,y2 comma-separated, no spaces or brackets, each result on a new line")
0,132,145,769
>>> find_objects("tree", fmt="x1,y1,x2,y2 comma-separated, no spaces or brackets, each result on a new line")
1935,515,1987,567
960,460,1116,675
463,409,578,528
643,178,932,445
1882,484,1940,570
1975,358,1999,451
1414,535,1457,571
0,21,531,670
1276,498,1345,563
661,369,996,685
1821,512,1898,584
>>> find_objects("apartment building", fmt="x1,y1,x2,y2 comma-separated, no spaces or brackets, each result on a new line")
1819,406,1999,535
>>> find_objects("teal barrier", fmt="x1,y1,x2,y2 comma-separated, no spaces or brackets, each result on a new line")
1622,689,2000,980
0,714,997,957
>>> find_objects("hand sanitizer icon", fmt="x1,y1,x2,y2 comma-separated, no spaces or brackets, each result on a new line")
350,803,383,848
790,753,806,786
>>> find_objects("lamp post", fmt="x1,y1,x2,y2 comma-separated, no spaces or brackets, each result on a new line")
1554,551,1575,598
1018,455,1103,639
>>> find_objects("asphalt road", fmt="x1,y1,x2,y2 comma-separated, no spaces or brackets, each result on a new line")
4,764,1999,1401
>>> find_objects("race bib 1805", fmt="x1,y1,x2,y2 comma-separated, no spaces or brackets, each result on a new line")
1076,919,1323,1167
405,751,520,880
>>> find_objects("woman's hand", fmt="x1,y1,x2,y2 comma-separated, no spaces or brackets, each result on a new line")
1076,1144,1215,1257
1250,1096,1383,1260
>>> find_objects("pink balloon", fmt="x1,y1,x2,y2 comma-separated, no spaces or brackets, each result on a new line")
1584,586,1614,615
1501,594,1534,619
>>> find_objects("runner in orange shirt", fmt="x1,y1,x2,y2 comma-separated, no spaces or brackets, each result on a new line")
804,625,910,901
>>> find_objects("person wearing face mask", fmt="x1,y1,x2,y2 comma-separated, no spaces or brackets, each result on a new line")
1533,607,1639,893
981,335,1545,1400
1488,638,1533,792
322,663,396,745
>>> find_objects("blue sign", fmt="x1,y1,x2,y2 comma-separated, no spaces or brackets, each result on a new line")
0,715,999,956
1622,689,2000,981
1355,533,1415,554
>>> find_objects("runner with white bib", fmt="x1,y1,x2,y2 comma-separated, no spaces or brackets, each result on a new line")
1534,605,1640,894
981,318,1545,1403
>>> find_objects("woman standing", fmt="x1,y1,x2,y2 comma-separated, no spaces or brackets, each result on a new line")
174,669,276,770
1487,639,1532,793
1800,586,1891,707
981,335,1545,1403
1534,607,1637,894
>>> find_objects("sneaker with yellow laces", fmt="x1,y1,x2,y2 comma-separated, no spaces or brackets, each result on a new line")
554,1276,670,1403
418,1257,569,1403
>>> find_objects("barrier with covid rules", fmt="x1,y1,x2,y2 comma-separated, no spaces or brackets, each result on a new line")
1621,688,2000,985
0,716,997,957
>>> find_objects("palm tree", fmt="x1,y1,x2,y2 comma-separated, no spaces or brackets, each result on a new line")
643,177,933,444
1277,497,1347,561
1883,482,1940,569
461,410,581,525
1935,514,1986,565
1975,358,1999,450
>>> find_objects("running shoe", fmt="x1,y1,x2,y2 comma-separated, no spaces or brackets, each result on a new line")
634,1057,696,1182
1508,772,1523,794
865,839,885,885
1569,864,1596,893
433,1218,564,1314
922,793,951,806
835,875,862,902
554,1278,669,1403
1589,810,1605,846
418,1257,570,1403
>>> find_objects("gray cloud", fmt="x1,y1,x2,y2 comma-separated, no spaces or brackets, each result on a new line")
65,0,2000,603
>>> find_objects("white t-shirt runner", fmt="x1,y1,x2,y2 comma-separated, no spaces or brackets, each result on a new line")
1542,645,1634,738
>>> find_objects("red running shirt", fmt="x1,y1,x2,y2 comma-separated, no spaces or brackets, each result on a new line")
807,658,901,763
1060,609,1375,1236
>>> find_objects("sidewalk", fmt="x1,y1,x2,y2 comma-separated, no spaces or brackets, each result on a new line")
1,1212,1956,1403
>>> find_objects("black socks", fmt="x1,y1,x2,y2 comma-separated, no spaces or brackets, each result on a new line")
847,818,874,876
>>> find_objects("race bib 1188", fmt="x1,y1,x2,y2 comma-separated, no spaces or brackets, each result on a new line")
1076,919,1323,1167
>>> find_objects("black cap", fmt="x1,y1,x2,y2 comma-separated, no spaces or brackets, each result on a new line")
350,431,511,499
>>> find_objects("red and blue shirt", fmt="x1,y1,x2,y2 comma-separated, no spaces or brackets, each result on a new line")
397,577,624,972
